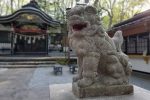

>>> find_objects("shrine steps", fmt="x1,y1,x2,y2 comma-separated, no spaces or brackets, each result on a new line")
0,56,77,68
0,61,56,68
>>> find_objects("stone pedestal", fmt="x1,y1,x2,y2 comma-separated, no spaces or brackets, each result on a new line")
49,83,150,100
72,82,133,98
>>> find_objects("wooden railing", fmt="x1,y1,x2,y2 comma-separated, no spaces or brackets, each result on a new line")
128,55,150,64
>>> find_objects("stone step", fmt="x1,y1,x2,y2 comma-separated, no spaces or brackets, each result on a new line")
0,56,77,62
0,64,55,68
0,57,54,62
0,61,56,65
0,56,77,68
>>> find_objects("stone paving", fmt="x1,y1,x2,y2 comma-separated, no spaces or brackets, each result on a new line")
50,84,150,100
0,66,150,100
0,68,35,100
0,66,75,100
29,66,75,87
130,71,150,90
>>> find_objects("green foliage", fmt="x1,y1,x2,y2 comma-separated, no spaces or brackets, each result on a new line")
56,58,68,65
94,0,149,29
102,16,109,28
0,0,30,15
37,0,76,22
0,0,75,22
0,0,149,30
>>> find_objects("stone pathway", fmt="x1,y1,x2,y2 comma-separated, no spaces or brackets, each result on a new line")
0,66,149,100
29,66,75,87
130,71,150,90
0,68,35,100
0,68,52,100
0,66,75,100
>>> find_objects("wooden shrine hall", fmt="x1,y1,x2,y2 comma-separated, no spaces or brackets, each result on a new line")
108,9,150,55
0,0,59,55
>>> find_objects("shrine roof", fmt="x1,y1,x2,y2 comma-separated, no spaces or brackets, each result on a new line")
113,9,150,27
0,0,60,27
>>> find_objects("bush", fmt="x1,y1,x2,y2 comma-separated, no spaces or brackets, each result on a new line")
56,59,68,65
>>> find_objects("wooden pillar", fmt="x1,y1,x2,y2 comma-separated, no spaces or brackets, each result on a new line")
125,36,128,54
147,33,150,55
46,25,48,55
46,34,48,55
11,23,14,55
135,35,138,54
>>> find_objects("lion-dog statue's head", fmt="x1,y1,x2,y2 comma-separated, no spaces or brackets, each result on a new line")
67,5,105,38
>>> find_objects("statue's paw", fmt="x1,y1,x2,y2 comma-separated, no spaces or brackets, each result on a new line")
125,63,132,76
102,77,126,85
73,75,81,82
78,78,93,88
77,49,86,57
127,62,132,68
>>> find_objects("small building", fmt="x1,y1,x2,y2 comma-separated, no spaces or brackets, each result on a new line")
0,0,59,55
108,9,150,73
108,9,150,55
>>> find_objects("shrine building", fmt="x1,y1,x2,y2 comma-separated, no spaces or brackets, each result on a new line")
0,0,59,55
108,9,150,73
108,9,150,55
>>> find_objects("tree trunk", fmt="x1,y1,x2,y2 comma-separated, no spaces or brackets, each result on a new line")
108,16,112,29
93,0,99,7
11,0,13,13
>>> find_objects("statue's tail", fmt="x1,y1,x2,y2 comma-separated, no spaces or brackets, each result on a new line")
112,30,123,52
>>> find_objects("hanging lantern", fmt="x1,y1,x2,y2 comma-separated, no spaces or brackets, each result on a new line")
11,28,14,32
35,36,37,40
136,35,139,41
46,30,49,33
38,36,41,40
32,37,36,43
42,35,45,39
15,34,17,39
14,35,17,44
19,35,22,40
28,37,31,44
14,39,16,44
24,36,27,41
127,36,129,42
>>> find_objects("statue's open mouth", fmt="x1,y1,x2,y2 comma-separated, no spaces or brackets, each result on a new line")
72,23,87,31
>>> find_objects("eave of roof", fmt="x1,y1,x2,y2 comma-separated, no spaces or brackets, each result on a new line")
113,9,150,27
0,1,60,27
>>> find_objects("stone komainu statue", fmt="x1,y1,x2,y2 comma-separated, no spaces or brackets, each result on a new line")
67,5,133,98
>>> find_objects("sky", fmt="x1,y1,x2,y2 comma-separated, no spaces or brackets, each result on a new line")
142,1,150,11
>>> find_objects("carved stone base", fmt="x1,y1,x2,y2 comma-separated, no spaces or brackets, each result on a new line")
72,82,134,98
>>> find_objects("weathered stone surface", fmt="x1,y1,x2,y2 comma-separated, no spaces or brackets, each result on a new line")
67,5,133,98
50,83,150,100
72,82,133,98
